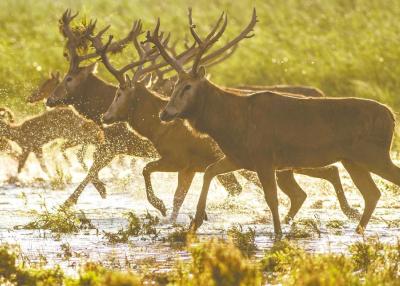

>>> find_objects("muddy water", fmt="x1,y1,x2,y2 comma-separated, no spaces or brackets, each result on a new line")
0,151,399,274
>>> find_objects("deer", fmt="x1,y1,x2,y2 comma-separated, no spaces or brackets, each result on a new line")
45,10,245,214
27,72,61,103
0,108,18,158
152,8,400,236
0,108,103,179
26,72,93,171
93,16,358,224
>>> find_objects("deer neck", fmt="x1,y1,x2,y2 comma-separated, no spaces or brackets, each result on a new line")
127,86,167,144
187,80,248,159
73,74,116,124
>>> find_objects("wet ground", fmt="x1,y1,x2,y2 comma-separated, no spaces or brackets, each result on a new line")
0,149,399,275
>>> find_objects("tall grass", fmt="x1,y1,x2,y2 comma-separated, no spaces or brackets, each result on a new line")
1,0,400,123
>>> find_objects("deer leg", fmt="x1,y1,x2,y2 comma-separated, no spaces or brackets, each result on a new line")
275,170,307,223
216,173,242,196
63,148,113,207
238,170,262,188
142,158,179,216
58,141,73,169
342,160,380,234
74,144,88,171
34,148,51,177
295,166,360,219
16,150,30,174
171,169,196,223
190,156,240,231
256,166,282,236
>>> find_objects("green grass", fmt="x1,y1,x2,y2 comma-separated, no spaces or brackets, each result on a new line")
1,0,400,124
1,237,400,285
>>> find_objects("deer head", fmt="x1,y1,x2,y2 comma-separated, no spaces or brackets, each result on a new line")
27,72,61,103
47,9,137,107
84,19,166,124
146,8,257,122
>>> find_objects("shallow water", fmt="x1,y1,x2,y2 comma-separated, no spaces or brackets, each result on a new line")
0,151,399,275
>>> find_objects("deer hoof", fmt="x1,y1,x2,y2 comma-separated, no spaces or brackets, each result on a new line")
344,207,361,220
355,225,365,234
283,215,293,224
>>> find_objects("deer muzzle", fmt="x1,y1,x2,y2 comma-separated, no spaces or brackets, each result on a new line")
159,109,176,122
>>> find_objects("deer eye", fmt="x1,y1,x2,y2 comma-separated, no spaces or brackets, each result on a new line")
66,76,73,82
183,85,191,92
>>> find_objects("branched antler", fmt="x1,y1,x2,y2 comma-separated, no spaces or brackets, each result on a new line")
148,8,257,76
59,9,147,73
87,20,163,85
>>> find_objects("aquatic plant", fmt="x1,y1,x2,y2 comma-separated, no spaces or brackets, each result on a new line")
103,211,160,244
170,238,262,286
16,206,95,236
227,225,257,257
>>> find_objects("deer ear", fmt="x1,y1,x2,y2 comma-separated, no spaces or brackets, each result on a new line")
83,63,98,76
197,66,206,79
125,74,131,84
140,73,153,88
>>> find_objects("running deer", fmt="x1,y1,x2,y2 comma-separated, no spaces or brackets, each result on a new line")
0,108,17,158
27,72,61,103
46,10,244,213
153,8,399,235
0,108,103,178
27,72,91,170
93,17,357,223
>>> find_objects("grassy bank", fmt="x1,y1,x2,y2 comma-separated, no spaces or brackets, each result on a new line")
1,236,399,285
1,0,400,116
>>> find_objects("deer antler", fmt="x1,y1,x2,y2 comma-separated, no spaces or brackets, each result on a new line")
199,8,257,65
145,18,185,74
59,9,146,73
188,8,228,74
87,20,162,85
148,9,257,76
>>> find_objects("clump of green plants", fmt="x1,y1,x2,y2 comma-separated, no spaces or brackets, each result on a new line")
261,236,400,285
49,164,72,190
227,224,257,257
326,219,345,229
15,206,95,237
310,200,324,209
287,217,322,239
349,236,385,273
103,211,160,244
0,244,65,286
72,262,142,286
170,238,262,286
261,240,304,274
326,219,346,235
166,224,190,248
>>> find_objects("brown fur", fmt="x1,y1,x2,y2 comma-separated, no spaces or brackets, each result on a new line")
0,108,103,176
103,80,359,222
46,67,162,207
235,85,325,97
164,73,398,235
27,72,61,103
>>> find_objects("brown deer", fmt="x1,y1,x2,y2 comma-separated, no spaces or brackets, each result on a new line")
46,10,245,214
27,72,61,103
0,108,18,158
0,108,103,179
93,17,357,223
153,8,400,235
26,72,92,171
